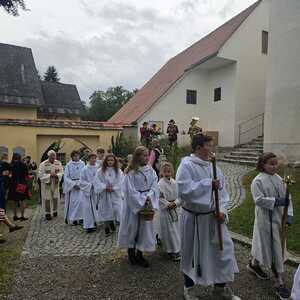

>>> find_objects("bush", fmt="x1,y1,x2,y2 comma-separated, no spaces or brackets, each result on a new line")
111,132,137,158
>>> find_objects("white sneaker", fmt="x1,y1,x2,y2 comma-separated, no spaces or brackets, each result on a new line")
211,286,241,300
184,286,199,300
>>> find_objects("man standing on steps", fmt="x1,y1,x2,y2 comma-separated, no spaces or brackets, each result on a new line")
39,150,64,221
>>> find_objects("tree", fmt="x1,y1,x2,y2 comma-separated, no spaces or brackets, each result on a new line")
44,66,60,83
0,0,26,16
83,86,136,121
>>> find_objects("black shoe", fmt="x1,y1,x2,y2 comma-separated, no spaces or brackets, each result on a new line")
86,228,94,233
156,234,162,247
20,217,29,222
105,227,110,236
109,221,116,232
72,221,78,226
9,225,23,233
79,219,83,225
53,212,58,217
45,214,52,221
0,237,6,244
136,250,149,268
13,216,20,221
247,262,269,280
275,285,291,300
128,248,137,265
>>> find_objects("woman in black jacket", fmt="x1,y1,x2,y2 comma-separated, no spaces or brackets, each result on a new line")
8,153,29,221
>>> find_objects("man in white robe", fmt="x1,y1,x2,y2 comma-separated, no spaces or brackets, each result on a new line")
80,153,98,233
39,150,63,220
64,150,85,225
176,134,240,300
118,160,159,268
292,265,300,300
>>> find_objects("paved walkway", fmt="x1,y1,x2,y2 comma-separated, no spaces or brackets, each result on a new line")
5,163,297,300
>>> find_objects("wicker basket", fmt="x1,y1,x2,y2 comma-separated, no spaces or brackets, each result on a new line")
139,209,155,221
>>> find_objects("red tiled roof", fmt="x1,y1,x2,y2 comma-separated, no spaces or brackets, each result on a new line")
109,1,261,124
0,118,124,130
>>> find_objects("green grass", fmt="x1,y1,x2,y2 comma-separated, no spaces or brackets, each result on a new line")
0,190,38,295
229,169,300,256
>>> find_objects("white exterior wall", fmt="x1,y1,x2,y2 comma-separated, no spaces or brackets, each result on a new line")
264,0,300,162
219,0,269,144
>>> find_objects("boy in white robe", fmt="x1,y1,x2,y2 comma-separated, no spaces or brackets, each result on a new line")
176,134,240,300
80,153,98,233
95,154,123,236
64,150,85,225
158,161,181,261
39,150,63,220
118,146,159,268
248,152,293,300
291,265,300,300
96,148,105,169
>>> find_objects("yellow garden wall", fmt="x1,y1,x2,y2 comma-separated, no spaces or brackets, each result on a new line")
0,107,37,120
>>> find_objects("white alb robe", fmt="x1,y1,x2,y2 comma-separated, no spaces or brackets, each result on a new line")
176,154,239,286
94,167,123,222
80,164,98,229
158,177,181,254
96,159,103,169
251,172,293,273
292,265,300,300
118,165,159,252
63,160,85,222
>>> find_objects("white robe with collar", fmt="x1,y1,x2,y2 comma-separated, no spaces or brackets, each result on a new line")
117,165,159,252
80,164,98,229
94,167,123,222
158,177,182,254
176,154,238,286
250,172,293,273
63,160,85,222
292,265,300,300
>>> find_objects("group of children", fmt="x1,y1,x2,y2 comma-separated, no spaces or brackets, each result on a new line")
58,135,299,300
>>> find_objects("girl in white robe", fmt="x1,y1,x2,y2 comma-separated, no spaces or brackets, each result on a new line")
118,146,159,268
80,153,98,233
64,151,85,225
249,152,293,300
291,265,300,300
176,134,240,300
95,154,123,236
158,161,181,261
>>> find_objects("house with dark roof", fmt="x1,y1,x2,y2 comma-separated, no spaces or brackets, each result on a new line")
110,0,269,147
0,43,122,162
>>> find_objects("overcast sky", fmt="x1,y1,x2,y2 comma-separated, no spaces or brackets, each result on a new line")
0,0,256,102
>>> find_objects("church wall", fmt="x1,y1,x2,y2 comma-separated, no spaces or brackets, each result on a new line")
0,106,37,120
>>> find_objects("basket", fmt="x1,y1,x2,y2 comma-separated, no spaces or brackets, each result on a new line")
139,209,155,221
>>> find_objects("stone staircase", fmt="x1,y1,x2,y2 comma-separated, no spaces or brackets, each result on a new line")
219,136,264,166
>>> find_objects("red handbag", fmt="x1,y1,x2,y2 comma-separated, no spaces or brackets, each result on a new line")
16,183,27,194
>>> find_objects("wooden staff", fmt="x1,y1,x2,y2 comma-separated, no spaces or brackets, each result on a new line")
211,154,223,251
281,177,291,258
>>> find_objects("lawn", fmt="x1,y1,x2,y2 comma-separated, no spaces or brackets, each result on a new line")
229,169,300,256
0,191,38,295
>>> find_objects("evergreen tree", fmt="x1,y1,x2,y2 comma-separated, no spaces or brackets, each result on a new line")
0,0,26,16
44,66,60,83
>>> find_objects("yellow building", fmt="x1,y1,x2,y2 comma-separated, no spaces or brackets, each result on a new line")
0,43,122,163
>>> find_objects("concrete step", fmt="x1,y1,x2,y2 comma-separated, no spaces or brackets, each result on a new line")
233,148,263,153
231,151,259,157
219,157,257,166
224,154,258,161
240,144,264,149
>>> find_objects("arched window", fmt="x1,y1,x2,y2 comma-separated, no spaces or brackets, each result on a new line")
12,147,25,158
0,146,8,157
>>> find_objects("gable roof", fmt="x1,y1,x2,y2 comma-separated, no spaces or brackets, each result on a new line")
39,81,83,116
0,43,44,107
109,1,261,124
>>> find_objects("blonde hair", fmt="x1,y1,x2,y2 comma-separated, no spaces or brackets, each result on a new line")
159,161,174,178
125,146,148,174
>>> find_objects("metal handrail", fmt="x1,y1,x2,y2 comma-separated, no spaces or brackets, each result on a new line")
238,113,264,145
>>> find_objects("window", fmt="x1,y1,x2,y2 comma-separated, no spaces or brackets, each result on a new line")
186,90,197,104
262,31,268,54
214,87,222,102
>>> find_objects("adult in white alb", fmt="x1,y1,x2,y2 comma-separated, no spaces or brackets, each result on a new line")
95,154,123,236
63,150,85,225
291,265,300,300
118,146,159,268
176,134,240,300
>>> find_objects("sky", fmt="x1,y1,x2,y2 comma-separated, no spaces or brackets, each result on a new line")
0,0,256,102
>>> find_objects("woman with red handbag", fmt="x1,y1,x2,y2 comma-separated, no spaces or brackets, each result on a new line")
8,153,29,221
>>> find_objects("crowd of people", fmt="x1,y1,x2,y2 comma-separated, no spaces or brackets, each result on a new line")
1,134,299,300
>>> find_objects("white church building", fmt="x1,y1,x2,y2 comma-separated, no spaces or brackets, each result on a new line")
110,0,270,147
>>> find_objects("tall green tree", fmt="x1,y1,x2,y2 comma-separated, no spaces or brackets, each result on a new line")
83,86,135,121
44,66,60,83
0,0,26,16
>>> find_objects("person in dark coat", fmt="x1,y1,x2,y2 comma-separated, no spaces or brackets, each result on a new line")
8,153,29,221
